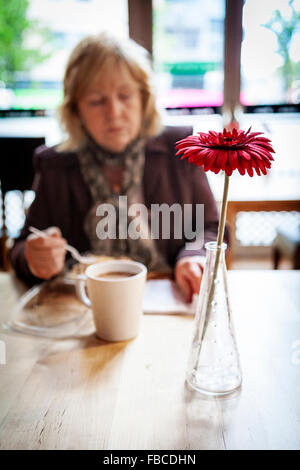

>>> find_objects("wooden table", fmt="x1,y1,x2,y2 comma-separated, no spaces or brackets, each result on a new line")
0,270,299,450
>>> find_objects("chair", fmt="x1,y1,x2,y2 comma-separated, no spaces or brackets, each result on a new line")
273,225,300,269
226,200,300,269
0,136,45,269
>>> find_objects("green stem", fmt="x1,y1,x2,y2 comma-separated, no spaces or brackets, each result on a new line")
197,173,230,352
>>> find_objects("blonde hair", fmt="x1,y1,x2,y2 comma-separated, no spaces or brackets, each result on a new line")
58,33,162,151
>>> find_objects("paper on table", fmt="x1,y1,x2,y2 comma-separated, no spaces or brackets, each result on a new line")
142,279,198,315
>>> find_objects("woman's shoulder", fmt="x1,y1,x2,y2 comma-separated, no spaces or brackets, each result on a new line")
146,125,193,156
33,144,79,170
162,124,193,141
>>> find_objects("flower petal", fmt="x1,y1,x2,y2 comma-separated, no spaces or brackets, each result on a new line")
246,162,254,177
225,165,233,176
238,150,251,161
216,150,228,169
228,150,239,169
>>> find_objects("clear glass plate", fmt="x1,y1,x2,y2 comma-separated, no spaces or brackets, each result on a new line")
4,277,92,338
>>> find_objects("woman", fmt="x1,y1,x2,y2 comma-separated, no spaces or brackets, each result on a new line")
10,33,228,302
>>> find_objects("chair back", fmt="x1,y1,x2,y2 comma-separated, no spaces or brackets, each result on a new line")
0,136,45,269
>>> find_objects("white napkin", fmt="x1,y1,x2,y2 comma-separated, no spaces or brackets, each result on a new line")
142,279,198,315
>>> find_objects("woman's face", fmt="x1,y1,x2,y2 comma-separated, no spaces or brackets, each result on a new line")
77,62,143,153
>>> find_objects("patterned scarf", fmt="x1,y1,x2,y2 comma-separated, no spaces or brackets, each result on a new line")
77,132,171,272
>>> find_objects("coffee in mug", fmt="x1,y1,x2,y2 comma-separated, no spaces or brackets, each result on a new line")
95,271,136,280
76,260,147,341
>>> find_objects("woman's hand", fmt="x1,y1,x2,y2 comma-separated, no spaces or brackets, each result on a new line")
175,256,206,303
25,227,67,280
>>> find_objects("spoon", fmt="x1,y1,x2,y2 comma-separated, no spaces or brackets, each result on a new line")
29,226,98,265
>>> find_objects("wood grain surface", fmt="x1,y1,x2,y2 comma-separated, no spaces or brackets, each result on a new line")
0,270,299,450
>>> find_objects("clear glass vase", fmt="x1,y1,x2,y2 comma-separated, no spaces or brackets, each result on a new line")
186,241,242,396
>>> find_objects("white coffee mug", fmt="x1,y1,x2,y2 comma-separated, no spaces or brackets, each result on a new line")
76,260,147,341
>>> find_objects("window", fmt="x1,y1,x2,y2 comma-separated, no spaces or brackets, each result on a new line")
0,0,129,111
1,0,300,113
241,0,300,106
153,0,225,110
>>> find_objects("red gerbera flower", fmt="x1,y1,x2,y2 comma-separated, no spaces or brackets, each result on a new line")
175,127,275,177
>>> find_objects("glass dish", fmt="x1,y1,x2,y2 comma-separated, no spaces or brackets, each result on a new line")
5,276,92,338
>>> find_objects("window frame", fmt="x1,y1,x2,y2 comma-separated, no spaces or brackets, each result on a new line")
129,0,242,116
1,0,298,116
129,0,300,116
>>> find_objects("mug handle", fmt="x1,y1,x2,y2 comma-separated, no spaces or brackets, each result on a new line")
75,274,91,308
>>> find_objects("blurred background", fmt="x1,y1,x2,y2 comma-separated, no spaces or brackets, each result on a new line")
1,0,300,270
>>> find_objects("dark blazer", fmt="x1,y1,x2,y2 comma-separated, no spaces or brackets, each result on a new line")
10,125,229,284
